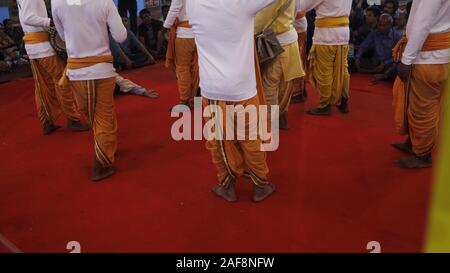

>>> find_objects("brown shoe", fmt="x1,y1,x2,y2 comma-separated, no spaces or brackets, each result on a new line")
68,119,90,132
212,183,237,202
253,182,275,202
43,122,62,135
91,160,117,182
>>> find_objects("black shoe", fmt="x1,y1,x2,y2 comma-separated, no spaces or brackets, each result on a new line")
91,160,117,182
391,137,413,154
307,105,331,116
253,182,275,203
43,122,62,135
68,119,90,132
291,93,306,104
395,153,432,169
337,97,349,114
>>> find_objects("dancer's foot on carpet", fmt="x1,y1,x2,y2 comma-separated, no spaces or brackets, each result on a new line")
253,182,275,202
91,160,117,181
212,183,237,202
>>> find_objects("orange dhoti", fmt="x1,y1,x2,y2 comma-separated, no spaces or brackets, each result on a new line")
203,95,269,187
396,64,448,156
174,38,199,102
165,20,199,104
292,31,308,97
30,55,81,128
71,77,117,167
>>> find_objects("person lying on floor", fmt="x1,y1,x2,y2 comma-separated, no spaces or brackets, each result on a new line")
355,13,402,84
115,75,159,99
110,16,156,71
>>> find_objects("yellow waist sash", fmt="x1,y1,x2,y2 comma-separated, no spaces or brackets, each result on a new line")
23,31,49,45
393,32,450,62
315,16,349,28
58,55,114,88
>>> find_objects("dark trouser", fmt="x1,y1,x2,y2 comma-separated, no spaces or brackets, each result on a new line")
118,0,137,34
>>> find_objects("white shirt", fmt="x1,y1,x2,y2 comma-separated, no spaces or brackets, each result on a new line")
163,0,194,39
402,0,450,65
298,0,352,45
186,0,277,102
17,0,55,59
52,0,127,81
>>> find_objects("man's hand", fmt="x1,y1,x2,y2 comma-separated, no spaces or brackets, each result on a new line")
373,63,385,74
146,53,156,64
397,62,412,82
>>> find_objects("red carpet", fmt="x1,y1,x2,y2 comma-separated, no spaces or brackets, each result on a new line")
0,63,433,253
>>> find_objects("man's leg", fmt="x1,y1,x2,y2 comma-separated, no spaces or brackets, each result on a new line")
262,57,282,108
308,45,335,115
174,38,196,106
336,44,350,114
292,32,308,103
236,95,273,202
396,64,448,168
278,78,294,129
46,55,89,131
30,58,63,135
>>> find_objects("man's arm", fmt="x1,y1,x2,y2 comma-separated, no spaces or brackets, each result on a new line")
130,32,155,63
18,0,51,28
355,31,374,60
163,0,182,29
106,0,127,44
51,4,65,41
401,0,441,65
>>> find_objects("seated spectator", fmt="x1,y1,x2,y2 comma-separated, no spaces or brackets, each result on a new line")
2,19,24,49
383,0,397,17
0,28,28,70
394,12,408,35
355,13,402,83
110,16,156,71
138,9,165,59
353,6,381,46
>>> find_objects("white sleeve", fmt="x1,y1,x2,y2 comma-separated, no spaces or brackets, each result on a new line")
18,0,51,28
401,0,441,65
163,0,182,29
297,0,323,13
245,0,279,15
51,4,65,41
106,0,127,44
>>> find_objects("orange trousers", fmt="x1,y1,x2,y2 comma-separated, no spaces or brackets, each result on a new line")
203,95,269,187
30,55,81,127
71,77,117,167
175,38,199,102
408,64,448,156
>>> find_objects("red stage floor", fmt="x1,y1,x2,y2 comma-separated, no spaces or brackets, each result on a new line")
0,63,433,252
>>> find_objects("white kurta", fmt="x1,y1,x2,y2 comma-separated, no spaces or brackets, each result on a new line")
402,0,450,65
294,17,308,34
163,0,194,39
52,0,127,81
17,0,55,60
186,0,277,102
297,0,352,45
